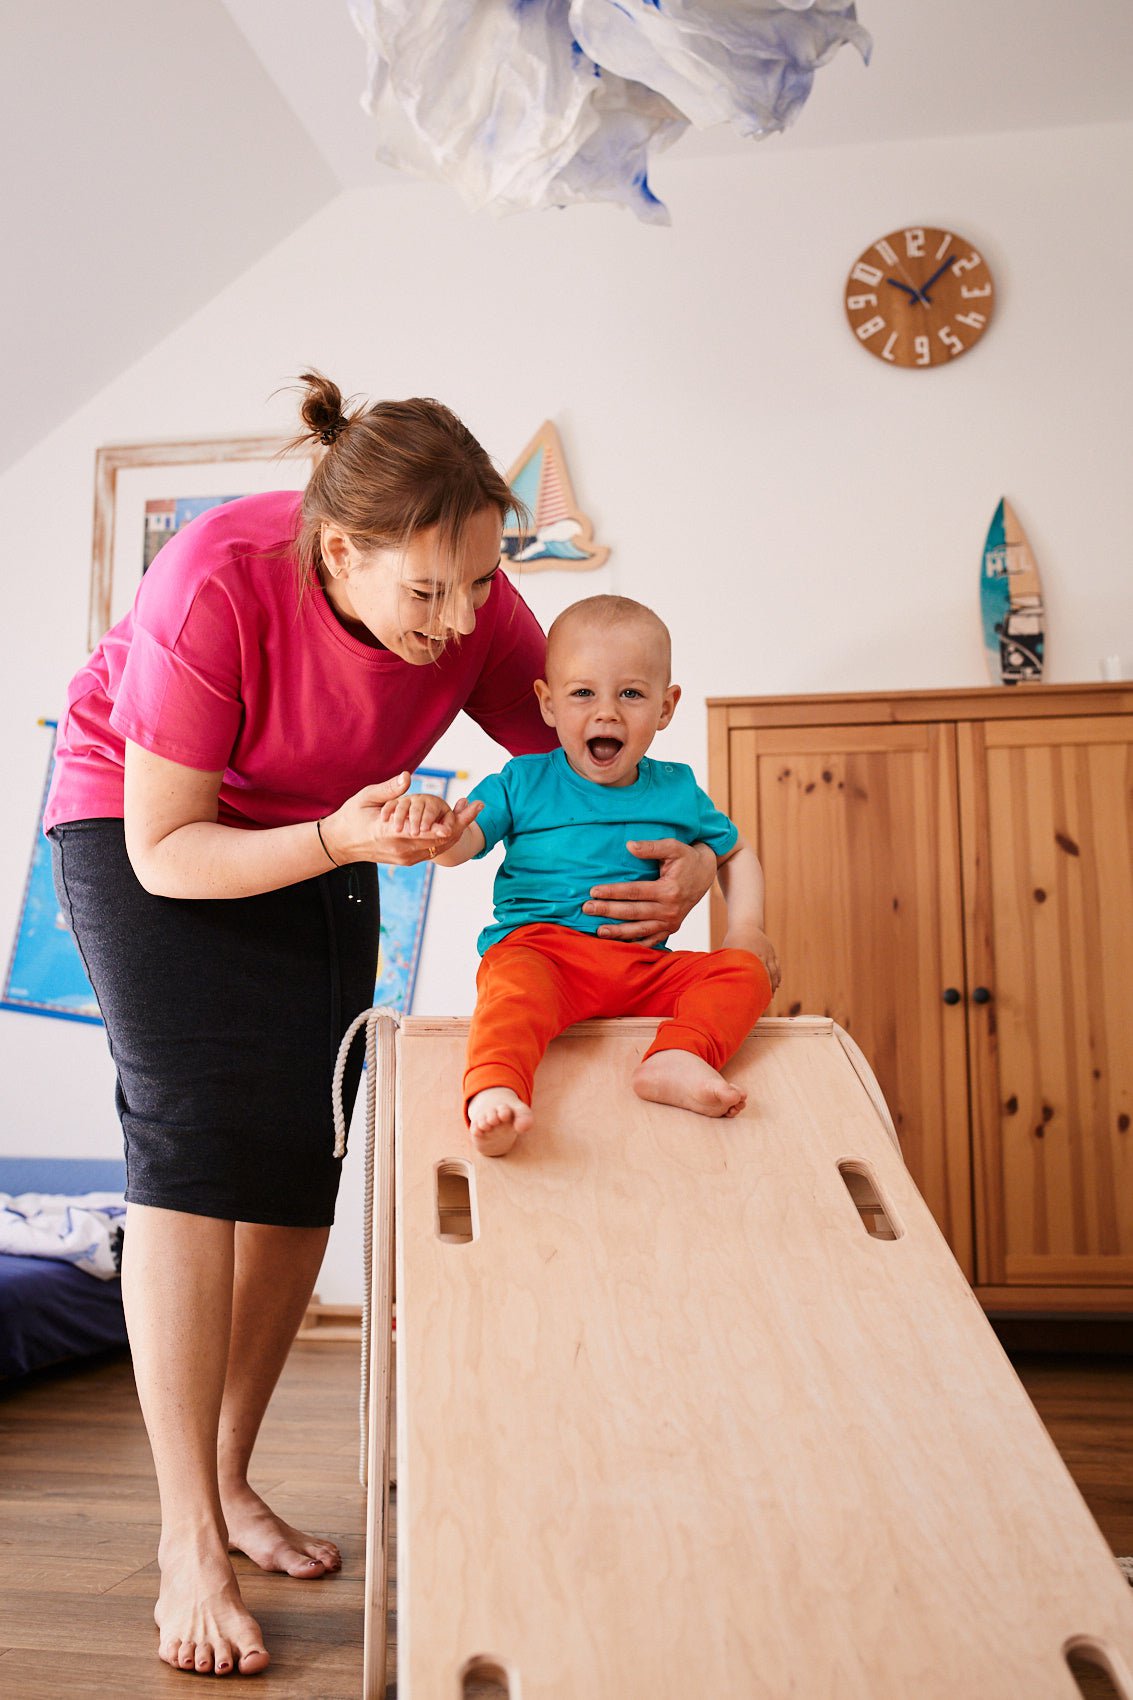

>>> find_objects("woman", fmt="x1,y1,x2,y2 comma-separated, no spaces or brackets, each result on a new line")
46,374,716,1678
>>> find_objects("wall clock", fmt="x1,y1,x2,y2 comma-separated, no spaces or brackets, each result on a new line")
843,226,994,368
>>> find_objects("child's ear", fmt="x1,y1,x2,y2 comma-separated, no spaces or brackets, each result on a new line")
657,682,681,730
534,679,555,726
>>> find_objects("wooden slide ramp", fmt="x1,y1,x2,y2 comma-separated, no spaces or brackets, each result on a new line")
362,1015,1133,1699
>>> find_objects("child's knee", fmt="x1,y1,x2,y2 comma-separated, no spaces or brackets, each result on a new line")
717,948,774,1009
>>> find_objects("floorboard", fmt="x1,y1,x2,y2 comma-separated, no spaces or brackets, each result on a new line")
0,1338,1128,1696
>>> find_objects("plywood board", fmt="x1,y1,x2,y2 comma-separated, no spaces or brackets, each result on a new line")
382,1015,1133,1698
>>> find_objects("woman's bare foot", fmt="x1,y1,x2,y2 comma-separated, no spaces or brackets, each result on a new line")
467,1087,534,1156
632,1050,747,1118
155,1534,269,1676
221,1482,341,1577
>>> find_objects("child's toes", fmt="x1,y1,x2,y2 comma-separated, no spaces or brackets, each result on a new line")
472,1120,517,1157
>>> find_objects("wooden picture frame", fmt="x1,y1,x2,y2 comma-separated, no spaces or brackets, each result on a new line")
87,435,314,649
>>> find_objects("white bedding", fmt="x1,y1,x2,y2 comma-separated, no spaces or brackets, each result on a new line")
0,1192,125,1280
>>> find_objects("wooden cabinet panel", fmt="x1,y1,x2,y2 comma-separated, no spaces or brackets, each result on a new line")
720,723,973,1275
959,718,1133,1287
711,684,1133,1315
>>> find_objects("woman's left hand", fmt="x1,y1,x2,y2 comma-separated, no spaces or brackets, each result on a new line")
582,840,718,948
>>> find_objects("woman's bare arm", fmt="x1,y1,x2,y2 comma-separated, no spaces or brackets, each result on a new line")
123,743,479,899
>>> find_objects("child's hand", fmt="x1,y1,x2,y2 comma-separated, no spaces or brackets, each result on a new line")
725,925,781,994
377,792,482,860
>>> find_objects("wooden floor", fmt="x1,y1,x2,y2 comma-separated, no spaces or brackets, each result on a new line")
0,1339,1130,1699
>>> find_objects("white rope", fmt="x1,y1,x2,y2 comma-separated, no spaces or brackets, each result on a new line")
332,1005,401,1488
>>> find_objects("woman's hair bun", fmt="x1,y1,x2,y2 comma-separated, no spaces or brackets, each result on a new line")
297,370,350,448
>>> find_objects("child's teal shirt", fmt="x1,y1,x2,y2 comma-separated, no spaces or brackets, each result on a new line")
469,747,739,956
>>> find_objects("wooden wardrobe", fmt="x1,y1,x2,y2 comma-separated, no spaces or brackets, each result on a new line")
708,683,1133,1316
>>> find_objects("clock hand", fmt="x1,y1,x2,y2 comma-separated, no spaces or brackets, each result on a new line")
919,254,957,302
885,278,922,301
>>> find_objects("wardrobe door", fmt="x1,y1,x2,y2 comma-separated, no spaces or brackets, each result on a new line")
959,717,1133,1292
723,722,972,1276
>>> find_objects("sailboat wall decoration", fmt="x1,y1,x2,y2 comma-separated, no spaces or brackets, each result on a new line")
979,497,1046,685
503,421,610,573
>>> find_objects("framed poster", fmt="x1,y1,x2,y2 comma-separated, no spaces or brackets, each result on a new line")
3,730,456,1026
2,725,101,1024
87,435,315,648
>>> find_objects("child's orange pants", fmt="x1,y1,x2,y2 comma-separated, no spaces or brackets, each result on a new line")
463,923,772,1118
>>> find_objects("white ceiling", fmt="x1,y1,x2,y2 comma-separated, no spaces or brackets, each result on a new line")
221,0,1133,178
5,0,1133,477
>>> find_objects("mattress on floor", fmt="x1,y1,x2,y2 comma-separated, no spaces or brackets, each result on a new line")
0,1156,128,1380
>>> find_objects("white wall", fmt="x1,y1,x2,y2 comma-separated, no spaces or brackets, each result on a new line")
3,119,1131,1300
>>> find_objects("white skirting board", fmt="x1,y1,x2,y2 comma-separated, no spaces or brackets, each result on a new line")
356,1014,1133,1699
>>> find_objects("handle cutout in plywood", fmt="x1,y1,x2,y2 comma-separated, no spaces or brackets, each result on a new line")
838,1161,901,1241
460,1654,515,1697
436,1161,477,1244
1065,1639,1133,1699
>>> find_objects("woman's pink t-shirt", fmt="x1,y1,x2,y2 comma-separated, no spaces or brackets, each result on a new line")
45,490,555,832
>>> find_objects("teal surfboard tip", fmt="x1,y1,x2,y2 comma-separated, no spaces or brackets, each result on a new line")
980,495,1045,686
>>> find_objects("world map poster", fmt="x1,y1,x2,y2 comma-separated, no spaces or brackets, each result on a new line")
2,729,452,1025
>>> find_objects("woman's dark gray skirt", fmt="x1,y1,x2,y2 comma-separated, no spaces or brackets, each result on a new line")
50,819,378,1228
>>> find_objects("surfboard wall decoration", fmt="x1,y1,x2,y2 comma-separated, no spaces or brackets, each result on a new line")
980,498,1045,685
503,420,609,572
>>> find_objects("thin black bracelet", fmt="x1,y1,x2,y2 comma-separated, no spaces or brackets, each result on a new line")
316,818,339,867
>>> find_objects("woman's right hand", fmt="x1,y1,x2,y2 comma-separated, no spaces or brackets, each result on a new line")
320,773,482,866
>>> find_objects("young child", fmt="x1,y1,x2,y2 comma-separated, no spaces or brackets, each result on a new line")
433,594,780,1156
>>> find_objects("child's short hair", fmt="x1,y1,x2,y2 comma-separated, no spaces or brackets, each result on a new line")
545,595,672,681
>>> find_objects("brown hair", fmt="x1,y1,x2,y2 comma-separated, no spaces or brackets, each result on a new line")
286,371,523,639
545,595,672,683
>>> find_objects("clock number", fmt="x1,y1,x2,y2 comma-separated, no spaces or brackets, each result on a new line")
847,229,993,367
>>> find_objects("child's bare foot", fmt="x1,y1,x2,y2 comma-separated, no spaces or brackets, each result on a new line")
467,1087,534,1156
632,1051,747,1119
155,1533,269,1676
221,1482,341,1577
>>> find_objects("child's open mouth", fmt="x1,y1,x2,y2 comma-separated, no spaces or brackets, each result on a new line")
586,737,623,765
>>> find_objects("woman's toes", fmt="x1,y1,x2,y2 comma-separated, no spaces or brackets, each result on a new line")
237,1642,271,1675
195,1646,215,1673
159,1637,182,1669
177,1641,197,1670
288,1554,327,1577
213,1640,235,1676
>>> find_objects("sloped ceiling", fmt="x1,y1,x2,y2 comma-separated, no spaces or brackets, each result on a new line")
6,0,1133,476
0,0,337,478
224,0,1133,182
